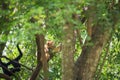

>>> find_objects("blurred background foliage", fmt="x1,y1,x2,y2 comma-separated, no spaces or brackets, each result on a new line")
0,0,120,80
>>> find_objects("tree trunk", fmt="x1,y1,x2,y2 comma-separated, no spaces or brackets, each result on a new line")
74,1,115,80
74,26,112,80
62,22,75,80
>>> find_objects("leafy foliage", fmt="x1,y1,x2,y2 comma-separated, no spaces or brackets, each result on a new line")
0,0,120,80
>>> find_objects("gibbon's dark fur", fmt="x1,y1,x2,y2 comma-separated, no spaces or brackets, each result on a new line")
0,44,23,76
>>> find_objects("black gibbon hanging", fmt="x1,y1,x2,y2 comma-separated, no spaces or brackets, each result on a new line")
0,43,23,76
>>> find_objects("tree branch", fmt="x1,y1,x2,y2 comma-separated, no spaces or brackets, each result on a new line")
0,73,12,80
29,34,48,80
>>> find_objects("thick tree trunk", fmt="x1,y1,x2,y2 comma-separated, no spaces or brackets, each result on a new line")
62,22,75,80
74,26,112,80
74,1,115,80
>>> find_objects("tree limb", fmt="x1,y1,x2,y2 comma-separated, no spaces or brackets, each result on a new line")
29,34,48,80
0,73,12,80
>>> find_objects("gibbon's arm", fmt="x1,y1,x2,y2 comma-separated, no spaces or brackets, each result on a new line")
17,43,23,57
12,43,23,62
8,43,23,72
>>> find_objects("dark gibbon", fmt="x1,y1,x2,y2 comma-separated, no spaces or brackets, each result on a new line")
0,43,23,76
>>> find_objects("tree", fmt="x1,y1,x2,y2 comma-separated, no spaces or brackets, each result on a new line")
62,13,75,80
73,0,120,79
0,0,120,80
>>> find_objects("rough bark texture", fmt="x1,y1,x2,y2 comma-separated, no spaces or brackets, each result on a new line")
74,26,112,80
62,22,75,80
74,1,115,80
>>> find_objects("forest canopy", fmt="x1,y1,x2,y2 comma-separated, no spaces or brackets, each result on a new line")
0,0,120,80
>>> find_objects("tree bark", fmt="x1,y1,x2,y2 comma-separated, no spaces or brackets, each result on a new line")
74,26,112,80
62,22,75,80
74,1,115,80
29,34,48,80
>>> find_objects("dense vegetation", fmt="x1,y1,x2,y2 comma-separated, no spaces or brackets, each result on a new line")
0,0,120,80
